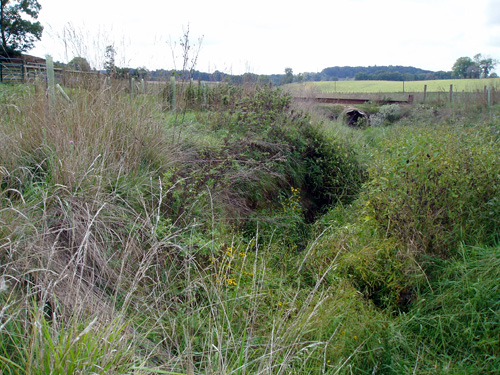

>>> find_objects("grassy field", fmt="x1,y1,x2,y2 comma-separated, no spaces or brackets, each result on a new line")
1,81,500,374
288,77,500,93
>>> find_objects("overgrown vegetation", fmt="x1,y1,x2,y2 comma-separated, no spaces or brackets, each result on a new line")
1,80,499,374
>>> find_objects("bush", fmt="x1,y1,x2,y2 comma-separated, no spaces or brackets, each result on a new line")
370,104,402,126
184,85,367,224
365,124,500,256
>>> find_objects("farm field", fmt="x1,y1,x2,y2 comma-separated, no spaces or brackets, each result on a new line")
288,77,500,93
1,81,500,374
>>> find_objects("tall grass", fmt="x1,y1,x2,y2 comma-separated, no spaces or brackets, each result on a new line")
0,82,372,374
1,79,500,374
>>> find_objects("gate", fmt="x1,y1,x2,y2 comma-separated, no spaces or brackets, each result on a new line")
0,57,25,83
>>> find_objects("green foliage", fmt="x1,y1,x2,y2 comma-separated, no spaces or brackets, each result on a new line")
0,300,134,375
0,0,43,56
307,202,419,312
104,45,116,76
385,244,500,373
473,53,498,78
365,124,500,257
452,56,478,79
172,85,366,227
67,56,91,72
370,104,402,126
3,72,500,374
281,67,294,85
452,53,498,79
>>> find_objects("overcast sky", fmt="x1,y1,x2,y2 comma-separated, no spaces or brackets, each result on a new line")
30,0,500,75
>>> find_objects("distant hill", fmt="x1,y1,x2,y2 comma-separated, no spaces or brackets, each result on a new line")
321,65,434,80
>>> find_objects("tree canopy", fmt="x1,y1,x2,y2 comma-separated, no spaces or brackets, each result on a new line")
68,56,91,72
0,0,43,56
452,54,498,79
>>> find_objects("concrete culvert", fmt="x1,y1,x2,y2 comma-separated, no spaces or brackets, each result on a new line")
342,107,369,127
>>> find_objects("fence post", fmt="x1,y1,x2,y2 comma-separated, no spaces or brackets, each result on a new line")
129,76,135,99
488,85,492,106
202,81,207,107
449,84,453,103
46,55,55,109
423,85,427,104
171,76,176,110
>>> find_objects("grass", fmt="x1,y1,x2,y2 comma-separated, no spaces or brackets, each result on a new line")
288,77,500,93
1,79,500,374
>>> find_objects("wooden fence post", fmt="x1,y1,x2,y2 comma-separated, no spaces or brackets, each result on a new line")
423,85,427,104
449,84,453,103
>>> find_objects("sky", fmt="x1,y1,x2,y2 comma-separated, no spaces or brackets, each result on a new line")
29,0,500,75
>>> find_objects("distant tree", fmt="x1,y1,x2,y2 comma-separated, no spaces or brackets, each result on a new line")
403,73,415,81
281,67,294,85
68,56,91,72
104,45,116,76
354,72,369,80
473,53,498,78
434,71,453,80
132,66,149,80
452,57,476,78
0,0,43,56
115,66,130,79
466,64,481,79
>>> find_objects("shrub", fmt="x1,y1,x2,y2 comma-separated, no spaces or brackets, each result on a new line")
370,104,402,126
365,124,500,256
179,85,366,225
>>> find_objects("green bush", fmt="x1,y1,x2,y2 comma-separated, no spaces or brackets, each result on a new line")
370,104,402,126
365,124,500,256
173,86,366,227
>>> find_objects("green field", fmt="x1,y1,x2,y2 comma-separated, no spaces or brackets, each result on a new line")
289,78,500,93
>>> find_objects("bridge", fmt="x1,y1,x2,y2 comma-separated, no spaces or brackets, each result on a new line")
292,94,414,105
